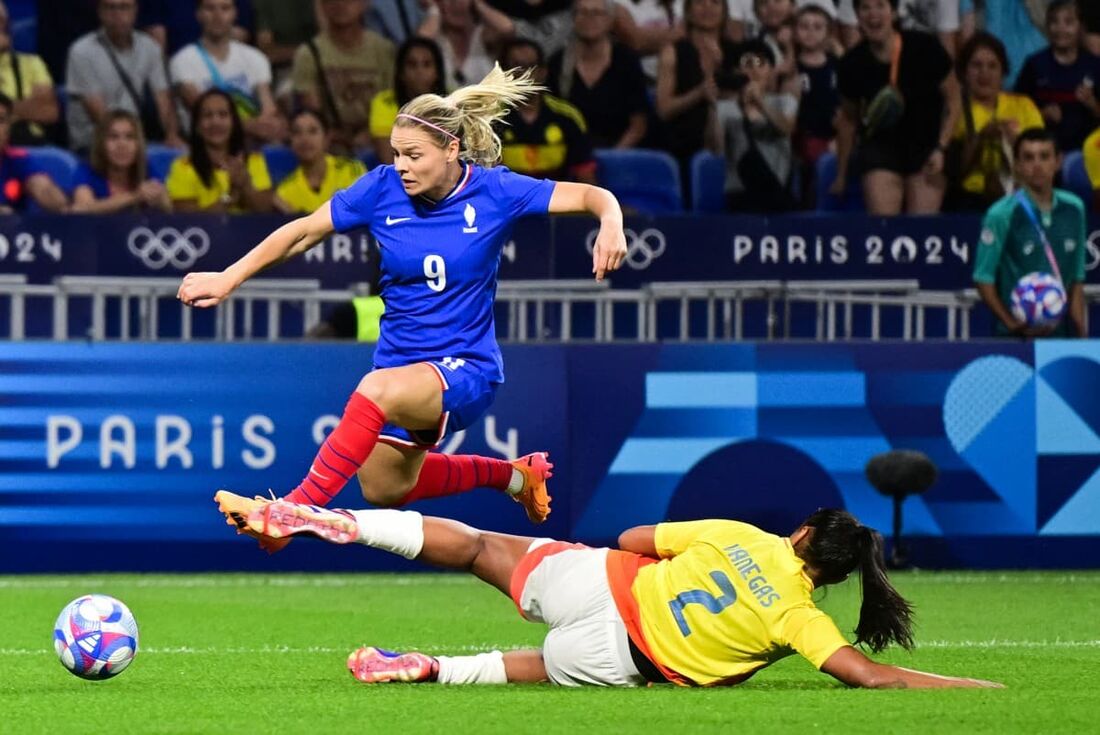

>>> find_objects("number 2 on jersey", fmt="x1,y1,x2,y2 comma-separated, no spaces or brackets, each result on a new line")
668,571,737,637
423,255,446,292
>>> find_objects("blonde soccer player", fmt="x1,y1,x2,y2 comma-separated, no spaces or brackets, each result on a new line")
179,66,628,551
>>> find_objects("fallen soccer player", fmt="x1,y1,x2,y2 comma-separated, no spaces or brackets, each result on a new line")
216,491,1002,689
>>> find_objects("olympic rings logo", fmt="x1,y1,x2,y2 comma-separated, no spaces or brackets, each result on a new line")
585,227,667,270
127,227,211,270
1087,229,1100,271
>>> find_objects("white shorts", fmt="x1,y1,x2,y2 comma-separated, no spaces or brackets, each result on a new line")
513,540,647,687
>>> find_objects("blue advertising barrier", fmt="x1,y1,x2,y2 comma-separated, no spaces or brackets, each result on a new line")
2,212,1099,289
1,341,1098,572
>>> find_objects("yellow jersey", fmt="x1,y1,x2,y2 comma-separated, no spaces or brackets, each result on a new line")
165,153,272,211
952,92,1044,195
609,520,850,687
1083,127,1100,190
274,155,366,214
369,88,399,140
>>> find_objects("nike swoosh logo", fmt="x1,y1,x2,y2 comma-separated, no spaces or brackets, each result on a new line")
385,216,411,225
310,467,330,481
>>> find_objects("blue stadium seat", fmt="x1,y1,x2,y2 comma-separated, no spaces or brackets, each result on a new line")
690,150,725,213
1061,150,1091,203
357,148,380,170
262,144,298,186
815,151,864,212
9,0,36,53
146,143,184,182
595,148,683,214
24,145,77,193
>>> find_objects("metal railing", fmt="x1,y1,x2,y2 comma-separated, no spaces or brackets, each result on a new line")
2,276,1092,343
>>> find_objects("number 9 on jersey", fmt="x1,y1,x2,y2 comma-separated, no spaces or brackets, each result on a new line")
423,255,446,292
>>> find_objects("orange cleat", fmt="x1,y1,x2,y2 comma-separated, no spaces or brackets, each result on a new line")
347,647,438,684
509,452,553,524
240,500,359,545
213,490,291,554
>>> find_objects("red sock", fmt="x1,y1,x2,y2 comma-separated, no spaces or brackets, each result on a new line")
397,453,514,505
284,392,386,507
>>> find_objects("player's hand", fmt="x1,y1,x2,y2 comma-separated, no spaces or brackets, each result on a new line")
177,271,236,308
592,223,627,282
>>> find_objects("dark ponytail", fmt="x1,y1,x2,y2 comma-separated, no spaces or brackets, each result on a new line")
797,509,914,653
853,526,914,653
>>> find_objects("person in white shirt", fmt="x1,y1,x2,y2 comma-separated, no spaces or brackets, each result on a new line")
168,0,286,143
417,0,515,90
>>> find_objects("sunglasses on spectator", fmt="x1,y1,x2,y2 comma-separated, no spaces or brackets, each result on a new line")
739,55,770,70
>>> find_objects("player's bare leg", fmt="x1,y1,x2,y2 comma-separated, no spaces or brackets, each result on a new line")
240,500,550,684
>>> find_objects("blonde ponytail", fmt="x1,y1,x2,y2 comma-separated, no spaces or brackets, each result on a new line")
394,64,543,167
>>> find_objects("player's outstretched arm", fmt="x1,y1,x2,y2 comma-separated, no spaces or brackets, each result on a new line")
820,646,1003,690
618,525,658,557
177,202,335,308
548,181,628,281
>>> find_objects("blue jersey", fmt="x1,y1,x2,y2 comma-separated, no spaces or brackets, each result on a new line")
329,163,555,383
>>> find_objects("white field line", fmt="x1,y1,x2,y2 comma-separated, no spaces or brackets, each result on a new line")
0,576,480,590
1,573,1099,591
5,640,1100,657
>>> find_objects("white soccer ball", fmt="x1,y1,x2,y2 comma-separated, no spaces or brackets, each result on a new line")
1010,272,1066,328
53,595,139,680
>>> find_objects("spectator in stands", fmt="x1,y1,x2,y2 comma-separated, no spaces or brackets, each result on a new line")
547,0,649,150
977,1,1046,89
833,0,960,215
66,0,183,157
369,37,447,165
498,38,598,184
1082,0,1100,56
292,0,395,154
486,0,573,58
754,0,797,88
837,0,961,55
165,88,273,212
274,109,366,214
974,127,1087,338
140,0,254,56
0,94,67,213
656,0,742,172
169,0,285,145
946,32,1043,212
611,0,683,84
418,0,515,90
35,0,98,83
253,0,319,85
716,39,798,212
369,0,428,45
0,1,58,146
1015,0,1100,154
793,1,839,206
70,110,171,213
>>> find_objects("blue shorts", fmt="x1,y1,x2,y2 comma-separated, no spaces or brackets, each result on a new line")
377,359,499,449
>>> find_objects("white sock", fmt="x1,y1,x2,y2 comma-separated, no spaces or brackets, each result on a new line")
436,651,508,685
506,468,524,495
347,509,424,559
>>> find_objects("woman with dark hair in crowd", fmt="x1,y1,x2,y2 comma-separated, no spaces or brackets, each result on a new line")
832,0,961,215
166,88,273,212
947,31,1043,212
71,110,171,214
229,498,1001,690
369,37,448,165
274,109,366,215
655,0,740,173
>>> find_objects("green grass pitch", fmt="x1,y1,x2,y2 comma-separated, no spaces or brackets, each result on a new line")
2,569,1098,734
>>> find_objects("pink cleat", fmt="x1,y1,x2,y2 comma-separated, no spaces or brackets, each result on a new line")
242,500,360,545
510,452,553,524
347,647,439,684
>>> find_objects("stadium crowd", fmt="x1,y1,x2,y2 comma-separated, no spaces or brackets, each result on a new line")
0,0,1098,215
